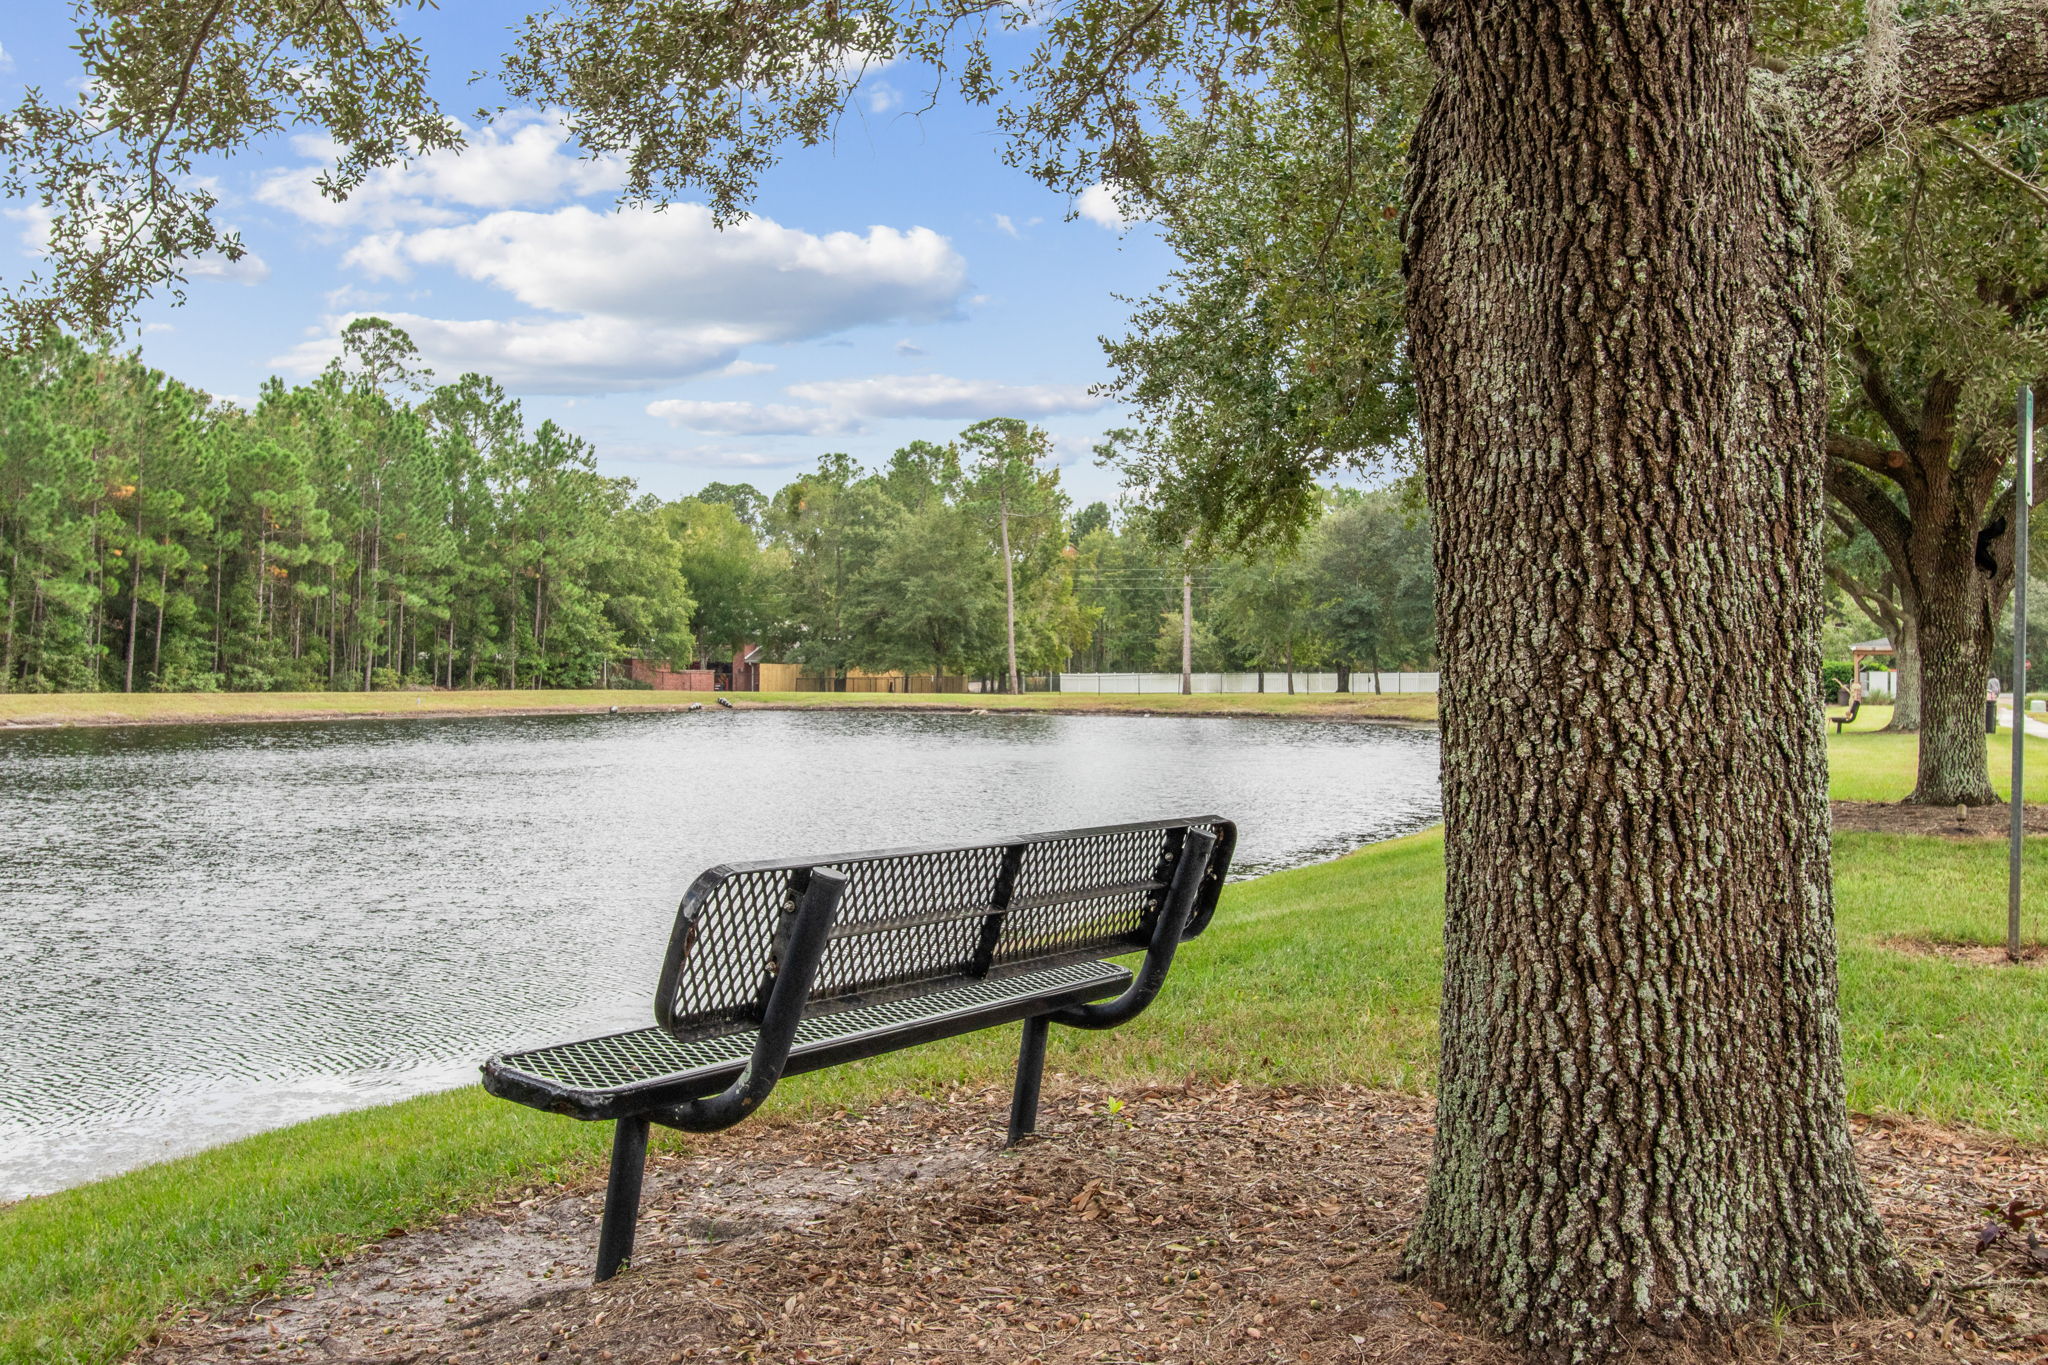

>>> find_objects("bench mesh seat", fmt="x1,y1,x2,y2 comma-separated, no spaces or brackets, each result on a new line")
490,960,1132,1120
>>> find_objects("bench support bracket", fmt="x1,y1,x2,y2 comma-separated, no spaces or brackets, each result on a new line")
1007,1013,1050,1146
592,866,848,1282
595,1114,651,1283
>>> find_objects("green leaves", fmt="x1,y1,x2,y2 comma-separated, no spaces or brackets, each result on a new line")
1,1,456,347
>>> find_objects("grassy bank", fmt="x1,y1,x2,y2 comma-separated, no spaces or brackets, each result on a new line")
9,702,2048,1362
0,687,1438,730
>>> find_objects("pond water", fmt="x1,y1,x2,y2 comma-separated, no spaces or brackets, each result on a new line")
0,708,1439,1199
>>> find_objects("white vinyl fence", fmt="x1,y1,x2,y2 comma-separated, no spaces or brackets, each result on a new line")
1056,671,1439,695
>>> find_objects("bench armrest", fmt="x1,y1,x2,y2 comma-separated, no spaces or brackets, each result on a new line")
648,866,847,1132
1049,827,1217,1031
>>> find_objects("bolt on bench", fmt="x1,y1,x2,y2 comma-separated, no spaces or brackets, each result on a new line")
481,815,1235,1281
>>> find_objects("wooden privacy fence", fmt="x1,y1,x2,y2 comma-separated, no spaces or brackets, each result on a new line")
790,672,971,694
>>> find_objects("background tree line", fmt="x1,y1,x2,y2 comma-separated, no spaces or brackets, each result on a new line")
0,327,1434,695
0,322,697,694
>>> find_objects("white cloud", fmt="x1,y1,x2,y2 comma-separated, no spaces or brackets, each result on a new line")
254,110,624,230
993,213,1021,239
340,231,411,279
282,204,970,393
6,204,53,255
0,43,14,74
323,283,388,311
785,373,1105,420
1050,430,1106,466
276,312,744,394
894,339,925,356
1075,183,1136,231
382,205,964,329
719,359,778,377
866,83,901,114
645,399,858,436
645,372,1105,435
185,249,270,284
604,442,813,471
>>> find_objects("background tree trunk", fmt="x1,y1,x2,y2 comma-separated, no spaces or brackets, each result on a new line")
1888,613,1922,732
1400,3,1915,1353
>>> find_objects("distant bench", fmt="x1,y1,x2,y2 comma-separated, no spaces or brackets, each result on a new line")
482,815,1235,1281
1831,697,1861,734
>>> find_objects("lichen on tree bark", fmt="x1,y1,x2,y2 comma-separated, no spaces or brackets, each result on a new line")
1394,2,1953,1355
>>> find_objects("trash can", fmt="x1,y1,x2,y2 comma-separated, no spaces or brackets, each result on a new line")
1989,698,2001,734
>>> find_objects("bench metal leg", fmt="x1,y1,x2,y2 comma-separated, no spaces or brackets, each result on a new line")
594,1114,651,1282
1007,1014,1050,1146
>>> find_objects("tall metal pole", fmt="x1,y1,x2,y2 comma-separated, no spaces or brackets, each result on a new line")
2012,386,2033,963
1180,566,1193,696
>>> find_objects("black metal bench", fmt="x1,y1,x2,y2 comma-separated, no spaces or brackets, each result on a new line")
481,815,1235,1281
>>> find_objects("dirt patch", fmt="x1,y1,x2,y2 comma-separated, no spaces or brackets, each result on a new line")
1883,937,2048,967
133,1082,2048,1365
1832,800,2048,839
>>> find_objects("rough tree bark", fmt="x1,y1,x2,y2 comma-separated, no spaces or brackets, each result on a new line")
1399,1,2048,1356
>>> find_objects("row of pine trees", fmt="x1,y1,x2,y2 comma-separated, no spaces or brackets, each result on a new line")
0,330,696,694
0,325,1438,695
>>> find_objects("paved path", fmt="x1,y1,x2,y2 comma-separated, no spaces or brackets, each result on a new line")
1996,703,2048,739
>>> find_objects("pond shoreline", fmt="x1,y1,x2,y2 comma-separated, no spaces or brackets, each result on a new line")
0,689,1440,731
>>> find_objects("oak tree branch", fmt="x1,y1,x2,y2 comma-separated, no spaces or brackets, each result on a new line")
1786,0,2048,176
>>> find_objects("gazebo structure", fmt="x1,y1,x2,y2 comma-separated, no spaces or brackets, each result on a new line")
1849,638,1894,697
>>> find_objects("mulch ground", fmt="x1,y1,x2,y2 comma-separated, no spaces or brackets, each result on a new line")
1882,938,2048,967
132,1082,2048,1365
1832,802,2048,839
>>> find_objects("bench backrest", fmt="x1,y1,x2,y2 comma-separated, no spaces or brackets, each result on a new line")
653,816,1235,1042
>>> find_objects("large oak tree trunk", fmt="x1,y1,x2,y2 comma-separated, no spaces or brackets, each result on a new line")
1399,3,1916,1353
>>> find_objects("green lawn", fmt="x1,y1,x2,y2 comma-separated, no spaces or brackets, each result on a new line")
8,703,2048,1363
1826,703,2048,801
1834,835,2048,1128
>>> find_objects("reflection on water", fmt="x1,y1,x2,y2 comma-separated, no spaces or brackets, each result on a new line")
0,709,1438,1198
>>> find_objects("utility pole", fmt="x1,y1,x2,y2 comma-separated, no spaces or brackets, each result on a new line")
2012,385,2033,963
1181,543,1193,697
1000,481,1020,695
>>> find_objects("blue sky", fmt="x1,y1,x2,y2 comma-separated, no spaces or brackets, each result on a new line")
0,10,1177,505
